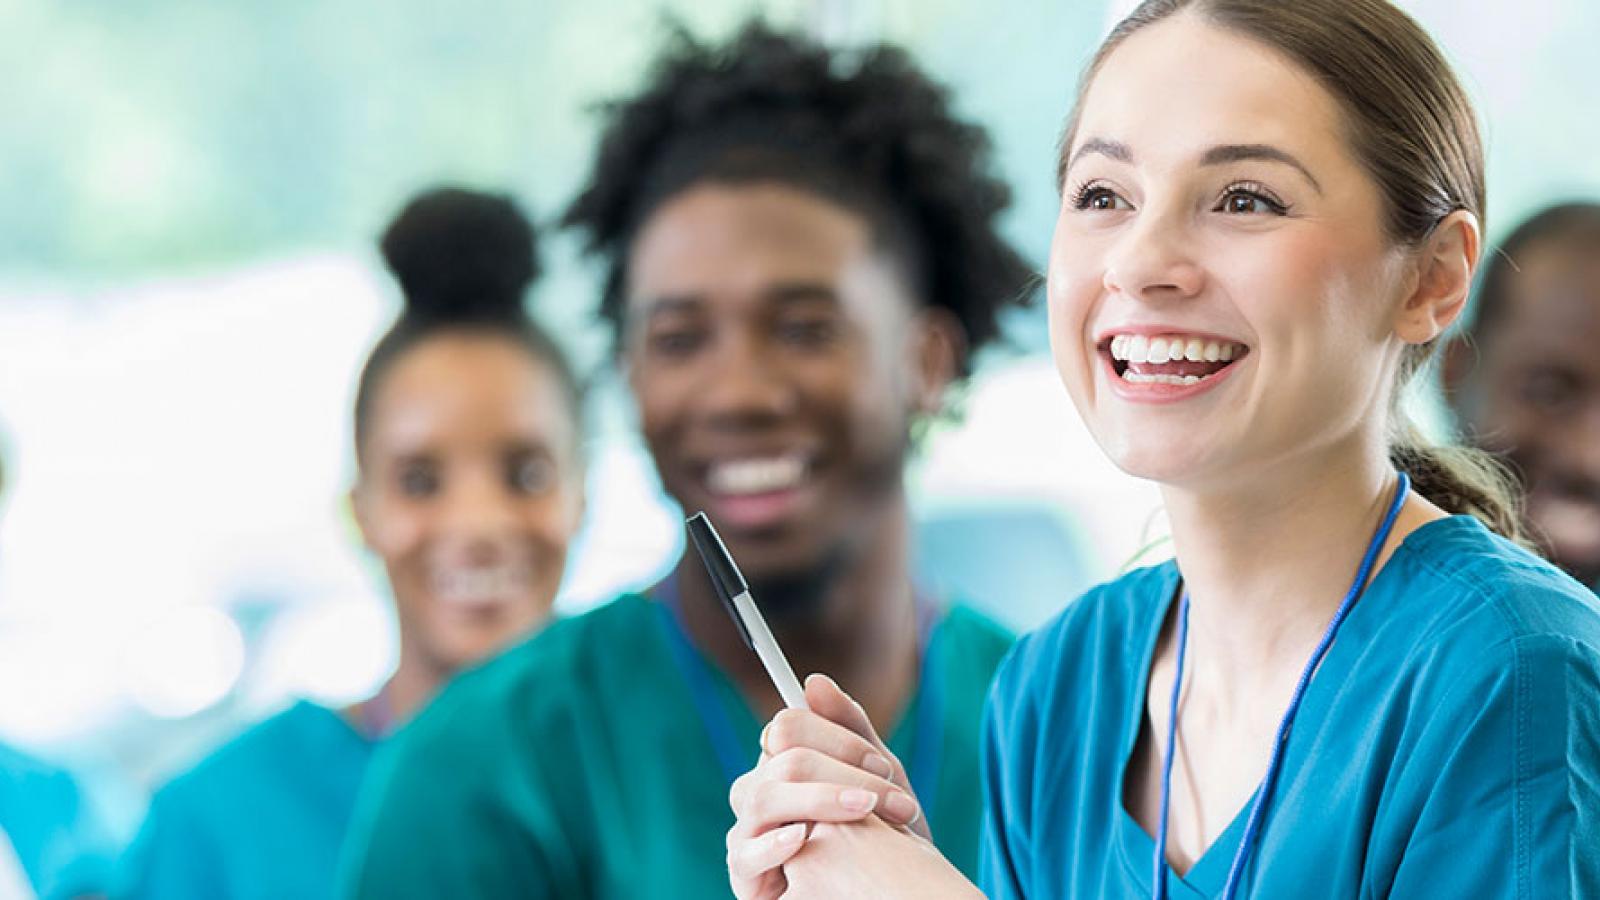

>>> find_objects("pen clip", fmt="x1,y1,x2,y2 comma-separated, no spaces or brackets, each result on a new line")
686,512,754,651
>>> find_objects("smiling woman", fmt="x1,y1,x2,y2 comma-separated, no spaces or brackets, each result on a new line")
725,1,1600,898
115,187,586,899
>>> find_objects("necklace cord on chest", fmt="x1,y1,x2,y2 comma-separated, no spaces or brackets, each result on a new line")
1152,471,1411,900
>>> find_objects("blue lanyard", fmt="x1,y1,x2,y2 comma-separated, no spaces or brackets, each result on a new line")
1153,471,1410,900
652,574,944,818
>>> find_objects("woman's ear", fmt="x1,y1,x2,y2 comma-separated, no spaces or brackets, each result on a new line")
1395,210,1481,345
348,483,377,552
909,307,965,416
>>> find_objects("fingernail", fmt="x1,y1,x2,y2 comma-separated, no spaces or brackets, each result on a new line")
863,753,894,779
760,723,771,751
839,788,878,812
883,790,919,823
774,822,805,846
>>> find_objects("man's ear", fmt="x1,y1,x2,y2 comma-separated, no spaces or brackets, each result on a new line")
908,307,965,416
1394,210,1480,345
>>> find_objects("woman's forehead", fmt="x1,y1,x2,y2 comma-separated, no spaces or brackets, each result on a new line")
1070,15,1343,169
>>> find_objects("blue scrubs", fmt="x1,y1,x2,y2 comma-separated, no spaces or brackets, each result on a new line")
0,743,117,899
981,516,1600,898
116,701,374,900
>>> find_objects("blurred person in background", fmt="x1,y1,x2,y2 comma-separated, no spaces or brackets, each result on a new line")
115,188,588,899
0,437,119,899
341,21,1034,899
1445,202,1600,591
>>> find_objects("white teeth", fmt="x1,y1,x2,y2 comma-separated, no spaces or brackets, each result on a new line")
1147,338,1171,364
1108,333,1245,365
434,566,530,607
707,454,806,496
1121,371,1204,385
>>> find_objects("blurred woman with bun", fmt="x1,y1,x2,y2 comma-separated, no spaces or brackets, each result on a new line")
115,187,586,899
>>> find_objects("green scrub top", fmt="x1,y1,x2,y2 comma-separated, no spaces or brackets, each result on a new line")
341,591,1013,898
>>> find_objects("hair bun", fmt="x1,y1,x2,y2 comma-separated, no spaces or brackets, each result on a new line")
380,187,541,323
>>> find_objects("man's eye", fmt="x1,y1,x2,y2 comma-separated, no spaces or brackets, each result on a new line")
776,318,839,348
1519,368,1579,414
647,328,707,358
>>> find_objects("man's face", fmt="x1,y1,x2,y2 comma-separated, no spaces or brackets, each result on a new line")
1449,237,1600,587
623,182,947,598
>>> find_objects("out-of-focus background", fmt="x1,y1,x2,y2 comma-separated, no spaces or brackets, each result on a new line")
1,0,1597,837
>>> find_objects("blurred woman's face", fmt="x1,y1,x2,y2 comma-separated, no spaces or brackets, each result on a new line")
1049,14,1412,491
353,332,583,675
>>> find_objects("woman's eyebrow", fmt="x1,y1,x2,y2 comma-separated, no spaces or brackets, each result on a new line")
1199,143,1324,194
1059,136,1132,185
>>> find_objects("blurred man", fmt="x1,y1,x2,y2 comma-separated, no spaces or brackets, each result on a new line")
1445,202,1600,590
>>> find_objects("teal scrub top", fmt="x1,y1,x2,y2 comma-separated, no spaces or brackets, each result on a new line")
0,742,117,899
981,515,1600,898
341,592,1014,899
116,701,375,900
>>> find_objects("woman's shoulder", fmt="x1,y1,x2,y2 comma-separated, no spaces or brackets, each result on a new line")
991,560,1177,710
149,701,353,817
382,593,661,755
1388,515,1600,652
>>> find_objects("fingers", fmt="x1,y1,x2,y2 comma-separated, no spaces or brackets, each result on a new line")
727,821,806,887
731,747,922,828
803,673,883,747
762,707,900,786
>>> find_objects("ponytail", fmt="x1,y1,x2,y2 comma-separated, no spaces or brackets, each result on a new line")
1388,414,1531,547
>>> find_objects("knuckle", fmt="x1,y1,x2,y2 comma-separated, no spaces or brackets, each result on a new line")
767,709,805,750
770,748,812,783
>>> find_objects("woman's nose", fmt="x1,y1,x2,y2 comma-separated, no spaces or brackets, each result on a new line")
1102,210,1206,303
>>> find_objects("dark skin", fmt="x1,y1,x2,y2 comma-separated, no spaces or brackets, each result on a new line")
349,332,586,728
1445,235,1600,587
623,181,962,728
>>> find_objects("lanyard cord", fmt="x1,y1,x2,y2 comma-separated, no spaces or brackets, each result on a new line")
1152,471,1410,900
653,575,943,811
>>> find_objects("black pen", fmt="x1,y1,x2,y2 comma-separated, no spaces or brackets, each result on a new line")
686,512,810,710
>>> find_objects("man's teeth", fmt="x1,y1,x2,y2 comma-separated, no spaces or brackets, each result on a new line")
1109,334,1243,364
434,567,528,605
708,455,806,496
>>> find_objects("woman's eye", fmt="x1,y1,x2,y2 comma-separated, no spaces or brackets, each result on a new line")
1216,188,1289,216
1072,185,1130,212
398,463,439,498
509,456,555,494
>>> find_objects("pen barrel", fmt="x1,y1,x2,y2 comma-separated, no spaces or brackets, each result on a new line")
731,591,810,710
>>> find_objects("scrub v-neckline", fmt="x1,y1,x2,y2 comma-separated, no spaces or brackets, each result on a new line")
1108,524,1427,897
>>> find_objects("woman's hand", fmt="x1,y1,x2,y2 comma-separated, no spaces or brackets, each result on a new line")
782,817,984,900
725,674,932,899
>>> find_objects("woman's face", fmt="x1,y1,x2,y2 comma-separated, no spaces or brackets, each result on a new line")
353,332,583,675
1050,14,1412,491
